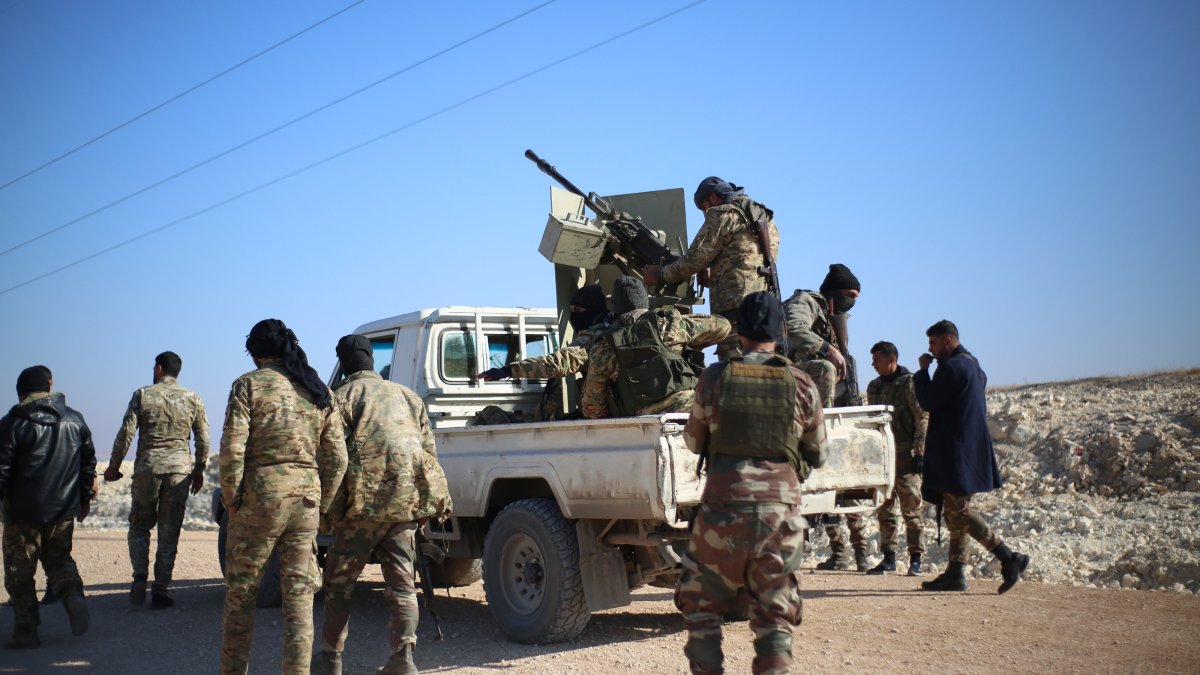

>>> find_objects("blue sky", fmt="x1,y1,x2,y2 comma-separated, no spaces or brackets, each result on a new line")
2,0,1197,455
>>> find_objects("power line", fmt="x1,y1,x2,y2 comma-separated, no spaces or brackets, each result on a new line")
0,0,709,297
0,0,369,193
0,0,558,259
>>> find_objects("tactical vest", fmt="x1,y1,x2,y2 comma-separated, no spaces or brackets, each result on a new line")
707,356,805,474
606,309,698,417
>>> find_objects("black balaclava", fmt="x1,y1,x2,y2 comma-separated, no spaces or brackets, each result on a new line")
737,292,785,342
245,319,331,408
569,284,608,331
336,334,374,375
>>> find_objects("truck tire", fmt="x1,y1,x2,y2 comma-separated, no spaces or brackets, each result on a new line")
216,509,283,609
431,557,484,587
483,498,590,643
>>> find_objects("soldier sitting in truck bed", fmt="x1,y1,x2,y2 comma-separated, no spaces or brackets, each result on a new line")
581,276,729,419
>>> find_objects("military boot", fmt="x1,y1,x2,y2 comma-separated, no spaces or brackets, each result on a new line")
41,586,58,605
815,542,852,571
311,650,343,675
62,591,89,636
867,551,897,575
907,553,923,577
994,543,1031,594
378,644,418,675
150,588,174,610
130,573,147,606
4,626,40,649
921,561,967,592
854,548,870,572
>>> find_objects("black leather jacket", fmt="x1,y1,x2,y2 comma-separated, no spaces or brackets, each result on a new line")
0,392,97,524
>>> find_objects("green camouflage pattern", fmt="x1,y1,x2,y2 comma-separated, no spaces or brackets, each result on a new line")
866,370,928,458
658,194,781,315
127,470,191,590
781,290,833,362
795,358,837,408
218,360,347,513
867,371,928,555
581,309,729,419
109,376,210,475
221,493,320,675
875,467,924,555
320,520,419,654
825,512,868,557
943,492,1002,563
674,502,806,675
331,371,451,523
2,520,83,631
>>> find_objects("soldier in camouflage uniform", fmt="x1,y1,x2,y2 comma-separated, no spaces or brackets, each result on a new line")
105,351,210,608
675,292,827,675
643,177,780,361
581,277,729,419
1,366,96,649
219,320,347,675
312,335,452,675
863,341,928,576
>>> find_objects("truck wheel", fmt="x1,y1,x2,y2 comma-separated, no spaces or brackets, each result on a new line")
216,509,283,608
483,498,590,643
432,557,484,587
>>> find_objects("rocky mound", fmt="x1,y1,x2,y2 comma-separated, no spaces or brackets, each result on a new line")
85,462,221,532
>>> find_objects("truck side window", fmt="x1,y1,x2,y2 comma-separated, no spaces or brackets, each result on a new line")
441,330,476,381
485,333,552,369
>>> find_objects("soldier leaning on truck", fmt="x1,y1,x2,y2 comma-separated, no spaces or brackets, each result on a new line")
312,335,452,675
863,341,928,576
580,276,730,419
218,319,347,675
104,351,210,608
675,292,827,675
642,176,780,361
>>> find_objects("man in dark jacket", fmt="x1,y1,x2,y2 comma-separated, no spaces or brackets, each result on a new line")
0,365,97,648
914,321,1029,594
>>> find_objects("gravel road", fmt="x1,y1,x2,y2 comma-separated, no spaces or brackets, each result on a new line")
2,530,1198,673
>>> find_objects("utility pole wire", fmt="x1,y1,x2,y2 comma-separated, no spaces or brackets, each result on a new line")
0,0,370,193
0,0,709,298
0,0,558,259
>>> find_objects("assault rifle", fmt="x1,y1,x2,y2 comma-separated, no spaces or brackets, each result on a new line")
415,531,445,641
525,149,679,278
830,313,862,406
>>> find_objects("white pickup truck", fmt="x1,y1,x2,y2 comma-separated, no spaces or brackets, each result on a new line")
214,305,895,641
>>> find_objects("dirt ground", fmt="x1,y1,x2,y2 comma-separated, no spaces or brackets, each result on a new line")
3,531,1199,673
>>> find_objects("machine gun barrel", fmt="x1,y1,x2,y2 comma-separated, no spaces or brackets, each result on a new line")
524,149,615,219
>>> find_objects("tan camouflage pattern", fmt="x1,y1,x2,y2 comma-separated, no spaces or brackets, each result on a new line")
127,471,191,590
658,194,781,315
331,371,451,523
867,371,928,555
781,290,834,362
508,324,605,379
867,371,928,458
221,493,320,675
825,512,868,556
796,358,837,408
581,309,729,419
2,520,83,631
943,492,1002,563
109,376,210,475
321,520,419,654
218,360,347,513
875,468,924,555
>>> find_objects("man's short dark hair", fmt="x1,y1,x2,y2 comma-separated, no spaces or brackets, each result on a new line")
926,320,959,338
16,365,52,399
155,351,182,378
870,341,898,358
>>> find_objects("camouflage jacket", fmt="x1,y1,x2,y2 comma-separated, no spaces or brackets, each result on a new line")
781,289,834,361
867,367,928,458
331,371,451,523
109,376,210,476
509,317,612,380
658,194,780,314
218,360,347,512
581,309,730,419
685,350,827,504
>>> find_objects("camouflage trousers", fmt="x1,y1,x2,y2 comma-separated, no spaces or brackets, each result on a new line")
715,310,740,362
639,388,696,416
128,470,191,590
943,493,1001,563
321,519,418,655
877,454,924,555
221,494,320,675
824,511,867,554
795,359,836,408
2,520,84,631
675,502,805,675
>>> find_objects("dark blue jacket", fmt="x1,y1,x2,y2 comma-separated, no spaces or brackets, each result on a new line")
913,345,1001,499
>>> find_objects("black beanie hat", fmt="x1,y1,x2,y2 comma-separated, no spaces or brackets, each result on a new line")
737,292,785,342
16,365,52,398
336,334,374,374
819,263,861,296
693,176,745,208
611,276,649,315
570,284,608,313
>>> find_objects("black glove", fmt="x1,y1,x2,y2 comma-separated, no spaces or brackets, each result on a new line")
910,455,924,475
478,365,512,381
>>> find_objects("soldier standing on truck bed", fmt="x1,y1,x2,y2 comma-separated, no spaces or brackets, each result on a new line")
218,319,347,675
104,351,210,609
312,335,452,675
580,276,729,419
642,177,780,361
675,292,827,675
